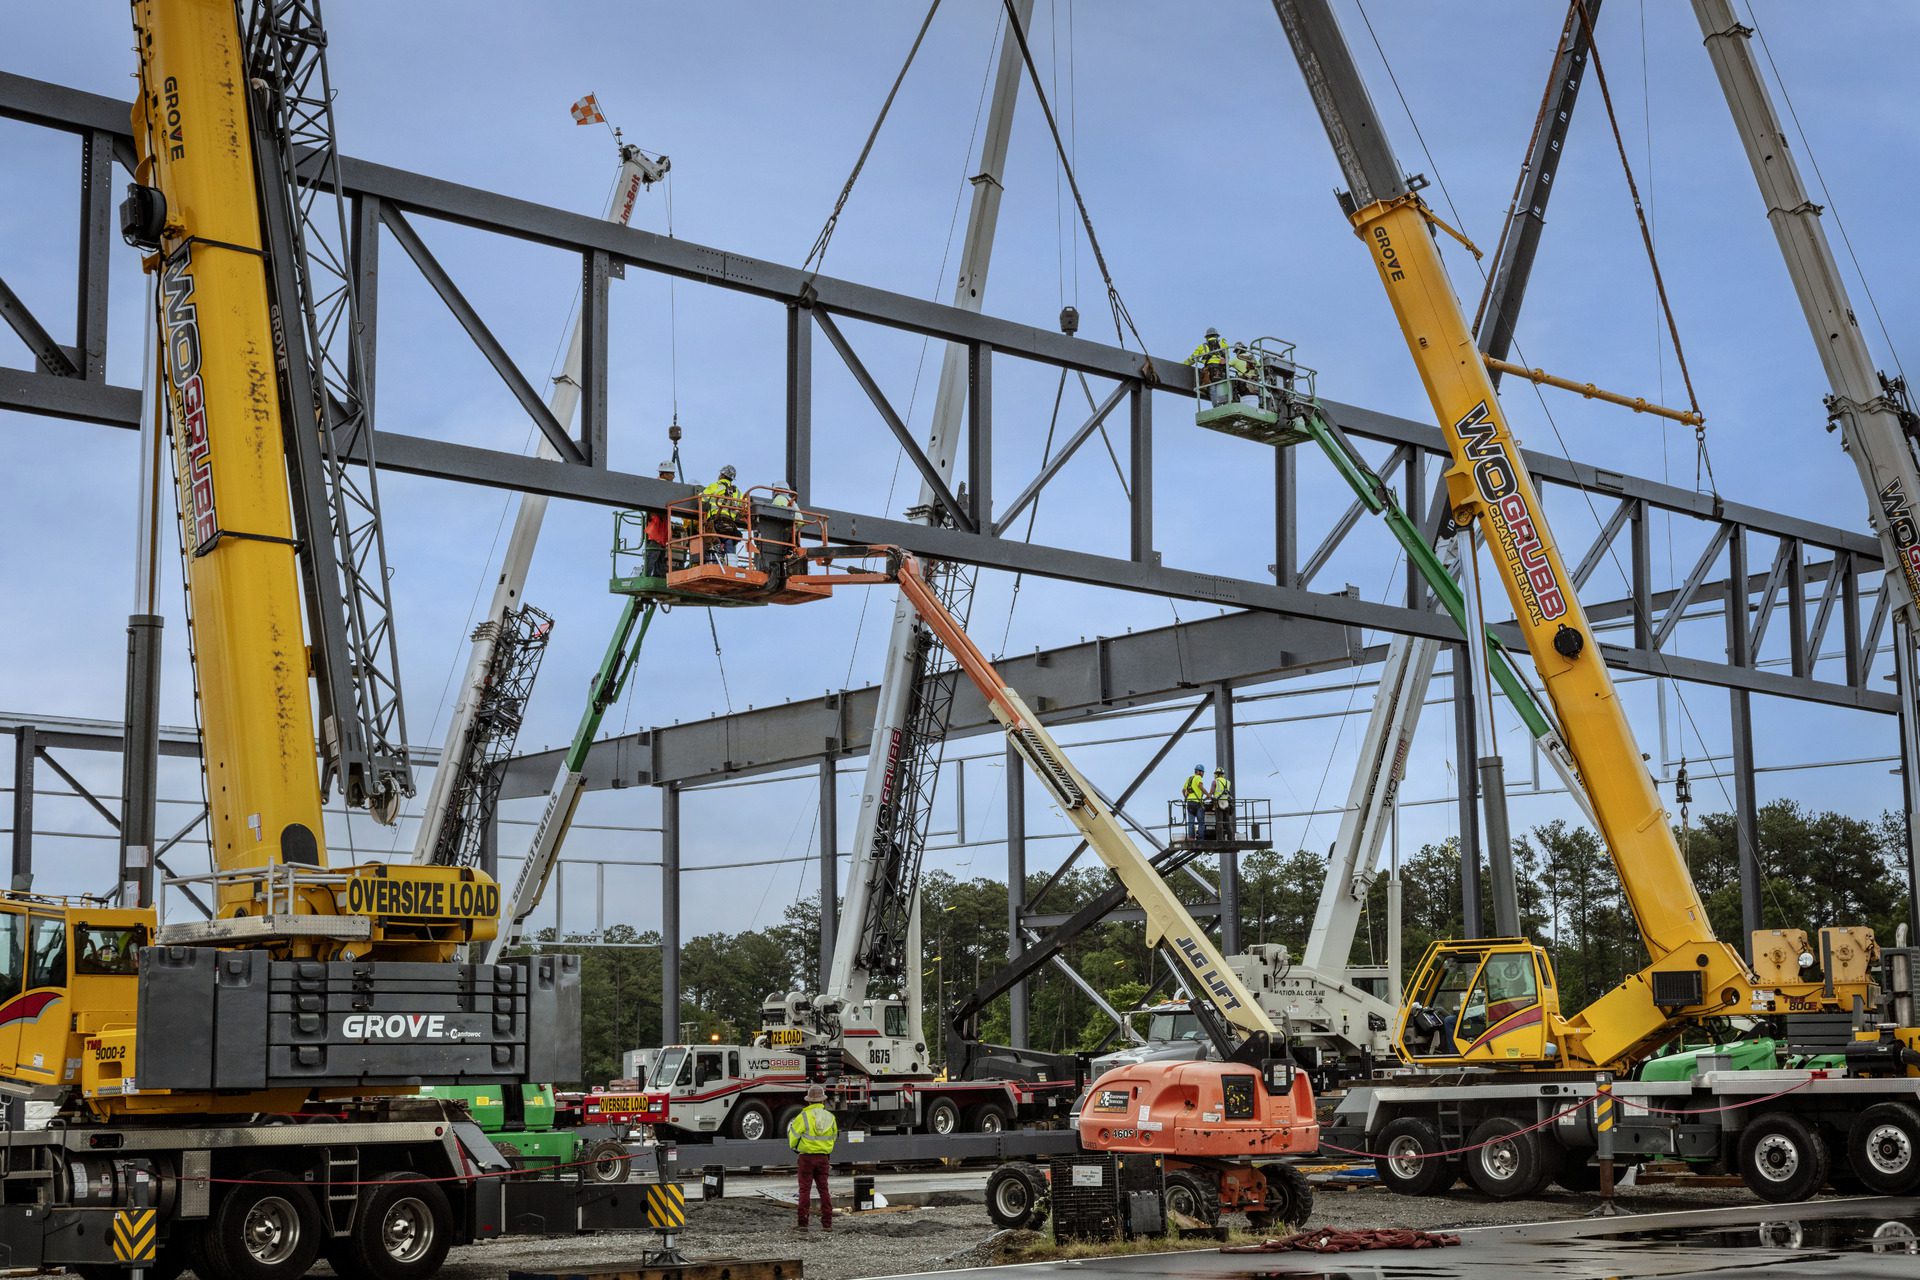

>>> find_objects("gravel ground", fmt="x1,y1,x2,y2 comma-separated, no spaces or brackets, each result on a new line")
25,1179,1770,1278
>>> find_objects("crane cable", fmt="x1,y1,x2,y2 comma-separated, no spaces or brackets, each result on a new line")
999,0,1154,374
1568,0,1711,491
803,0,945,273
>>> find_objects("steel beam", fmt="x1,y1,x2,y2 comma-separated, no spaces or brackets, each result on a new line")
818,757,838,985
1213,684,1240,954
10,727,33,892
661,783,681,1044
501,609,1354,798
1006,739,1028,1049
1726,528,1763,949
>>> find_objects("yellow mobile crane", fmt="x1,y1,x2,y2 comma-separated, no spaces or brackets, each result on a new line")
0,4,649,1277
1273,1,1918,1204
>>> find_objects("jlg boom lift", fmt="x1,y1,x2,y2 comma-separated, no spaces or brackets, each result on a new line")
1271,0,1920,1204
0,4,655,1276
685,542,1320,1230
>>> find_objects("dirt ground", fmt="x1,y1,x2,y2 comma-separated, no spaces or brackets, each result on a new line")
26,1180,1771,1278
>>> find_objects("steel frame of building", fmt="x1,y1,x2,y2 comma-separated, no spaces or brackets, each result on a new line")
2,67,1912,1045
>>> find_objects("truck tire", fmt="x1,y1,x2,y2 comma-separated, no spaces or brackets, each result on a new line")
1463,1117,1548,1199
968,1102,1011,1134
1847,1102,1920,1195
325,1172,453,1280
985,1162,1049,1229
586,1138,633,1184
1246,1162,1313,1232
1738,1111,1830,1203
1553,1158,1602,1193
1374,1116,1456,1196
731,1098,774,1142
1163,1170,1221,1228
775,1103,805,1142
203,1171,322,1280
921,1096,962,1136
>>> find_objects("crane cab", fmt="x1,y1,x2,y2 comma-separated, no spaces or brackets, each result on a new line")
0,898,148,1097
1396,939,1562,1067
612,490,835,608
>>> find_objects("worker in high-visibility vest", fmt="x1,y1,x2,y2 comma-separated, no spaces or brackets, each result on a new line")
643,460,675,577
1187,329,1232,406
787,1083,839,1231
702,464,745,564
1182,765,1209,843
1209,766,1234,841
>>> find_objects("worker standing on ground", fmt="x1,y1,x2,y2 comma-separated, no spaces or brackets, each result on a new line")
702,464,745,564
1187,328,1232,406
643,460,676,578
1209,765,1234,841
788,1083,838,1232
1182,765,1209,842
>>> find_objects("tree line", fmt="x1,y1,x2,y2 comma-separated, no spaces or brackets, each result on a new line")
540,800,1913,1085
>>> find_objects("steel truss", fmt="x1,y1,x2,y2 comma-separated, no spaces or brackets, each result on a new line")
0,67,1908,1050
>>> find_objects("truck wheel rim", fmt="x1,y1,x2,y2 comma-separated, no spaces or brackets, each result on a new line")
741,1112,766,1140
1386,1137,1425,1179
242,1195,301,1266
1755,1134,1799,1181
382,1198,434,1264
933,1107,955,1135
980,1112,1004,1133
1481,1139,1520,1182
1866,1124,1913,1176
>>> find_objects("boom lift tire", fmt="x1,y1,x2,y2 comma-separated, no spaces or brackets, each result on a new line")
968,1101,1011,1134
1463,1117,1551,1199
985,1162,1050,1229
921,1097,962,1137
1846,1101,1920,1195
1245,1162,1314,1232
204,1171,323,1280
1737,1111,1830,1203
586,1139,633,1184
730,1099,774,1142
1373,1116,1457,1196
324,1172,454,1280
1163,1170,1222,1228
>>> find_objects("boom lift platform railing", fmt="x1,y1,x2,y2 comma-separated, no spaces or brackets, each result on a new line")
486,492,835,963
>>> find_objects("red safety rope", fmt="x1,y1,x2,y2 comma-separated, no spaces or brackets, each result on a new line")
1315,1094,1597,1162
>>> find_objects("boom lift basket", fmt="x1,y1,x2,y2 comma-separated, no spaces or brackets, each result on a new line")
1193,337,1317,445
612,489,834,606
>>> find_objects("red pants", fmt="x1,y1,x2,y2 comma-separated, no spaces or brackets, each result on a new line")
796,1153,832,1228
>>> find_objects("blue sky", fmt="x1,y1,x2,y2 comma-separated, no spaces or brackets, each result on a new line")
2,2,1915,947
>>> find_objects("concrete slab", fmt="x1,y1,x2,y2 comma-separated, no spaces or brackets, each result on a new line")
867,1196,1920,1280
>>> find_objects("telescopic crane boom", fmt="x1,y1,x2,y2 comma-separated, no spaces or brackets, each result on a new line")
1271,0,1878,1072
1692,0,1920,925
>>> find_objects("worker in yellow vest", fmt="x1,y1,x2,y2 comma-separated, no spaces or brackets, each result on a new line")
1182,765,1208,843
701,464,745,563
788,1083,839,1231
1209,766,1234,841
1187,329,1232,406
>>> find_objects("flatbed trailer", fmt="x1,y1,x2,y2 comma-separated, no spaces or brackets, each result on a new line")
0,1098,654,1276
1328,1056,1920,1202
632,1044,1078,1143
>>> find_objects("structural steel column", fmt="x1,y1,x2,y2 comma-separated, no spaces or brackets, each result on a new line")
1006,739,1028,1048
10,726,32,893
1726,529,1764,948
1214,684,1241,954
1274,447,1297,589
118,614,163,908
1452,648,1483,936
818,757,838,987
661,783,681,1044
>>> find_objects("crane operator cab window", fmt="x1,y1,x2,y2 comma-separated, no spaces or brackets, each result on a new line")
694,1050,724,1086
884,1003,909,1039
25,917,66,992
1457,953,1548,1062
1405,949,1481,1057
75,924,145,976
0,911,23,1007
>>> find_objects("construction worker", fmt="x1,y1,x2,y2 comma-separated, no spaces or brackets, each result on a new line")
1187,328,1232,406
1209,766,1234,841
702,464,745,564
1182,765,1209,843
788,1083,838,1231
643,460,675,578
